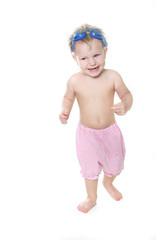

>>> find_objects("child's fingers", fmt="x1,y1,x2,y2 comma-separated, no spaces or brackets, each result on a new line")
59,111,69,124
60,114,69,123
63,114,68,118
114,108,125,115
111,106,124,115
111,106,120,111
60,117,68,124
60,112,69,119
111,103,122,109
111,102,125,111
62,121,68,124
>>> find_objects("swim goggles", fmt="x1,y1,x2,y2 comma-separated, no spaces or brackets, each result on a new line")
72,29,108,52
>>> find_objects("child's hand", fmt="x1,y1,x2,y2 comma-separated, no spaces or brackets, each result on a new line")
59,111,69,124
111,102,129,116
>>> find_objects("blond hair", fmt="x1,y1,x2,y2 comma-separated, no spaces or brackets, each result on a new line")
68,23,108,53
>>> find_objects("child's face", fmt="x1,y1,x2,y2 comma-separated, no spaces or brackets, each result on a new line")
73,38,107,77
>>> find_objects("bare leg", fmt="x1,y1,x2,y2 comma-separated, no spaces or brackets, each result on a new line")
103,175,123,201
77,178,98,213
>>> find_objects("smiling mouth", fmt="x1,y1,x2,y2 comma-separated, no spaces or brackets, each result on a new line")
88,66,99,72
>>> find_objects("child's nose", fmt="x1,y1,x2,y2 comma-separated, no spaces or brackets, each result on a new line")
89,58,96,66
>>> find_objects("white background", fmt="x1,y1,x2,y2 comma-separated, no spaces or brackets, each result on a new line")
0,0,156,239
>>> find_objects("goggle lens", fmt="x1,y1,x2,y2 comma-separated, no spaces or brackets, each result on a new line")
72,29,107,52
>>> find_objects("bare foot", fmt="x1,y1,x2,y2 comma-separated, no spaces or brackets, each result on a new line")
104,184,123,201
77,198,96,213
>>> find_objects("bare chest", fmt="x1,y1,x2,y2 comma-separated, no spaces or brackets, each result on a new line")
75,77,114,102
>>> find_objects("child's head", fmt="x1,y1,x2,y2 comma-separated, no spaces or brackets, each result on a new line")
69,24,108,54
69,24,108,77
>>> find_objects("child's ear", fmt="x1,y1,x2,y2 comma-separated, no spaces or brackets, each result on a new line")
104,47,108,56
72,53,78,64
72,52,76,60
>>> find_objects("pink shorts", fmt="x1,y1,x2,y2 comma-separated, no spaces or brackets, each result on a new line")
76,122,126,180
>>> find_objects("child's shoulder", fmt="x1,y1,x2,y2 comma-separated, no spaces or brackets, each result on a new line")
105,69,122,79
67,72,82,85
66,72,81,92
69,72,81,79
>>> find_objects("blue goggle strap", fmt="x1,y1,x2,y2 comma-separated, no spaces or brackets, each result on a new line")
72,32,86,52
88,29,108,47
90,32,108,47
72,29,107,52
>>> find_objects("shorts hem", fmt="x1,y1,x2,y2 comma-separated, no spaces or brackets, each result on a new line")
81,172,100,180
103,168,124,177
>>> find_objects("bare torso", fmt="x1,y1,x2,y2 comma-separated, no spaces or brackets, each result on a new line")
73,69,116,129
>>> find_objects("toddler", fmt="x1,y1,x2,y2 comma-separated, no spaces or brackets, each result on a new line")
59,24,133,213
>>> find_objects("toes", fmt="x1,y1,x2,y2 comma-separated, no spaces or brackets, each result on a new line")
77,199,96,213
77,205,88,213
105,185,123,201
113,192,123,201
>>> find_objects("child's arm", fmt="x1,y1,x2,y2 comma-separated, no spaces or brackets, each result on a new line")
59,77,76,124
111,72,133,116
